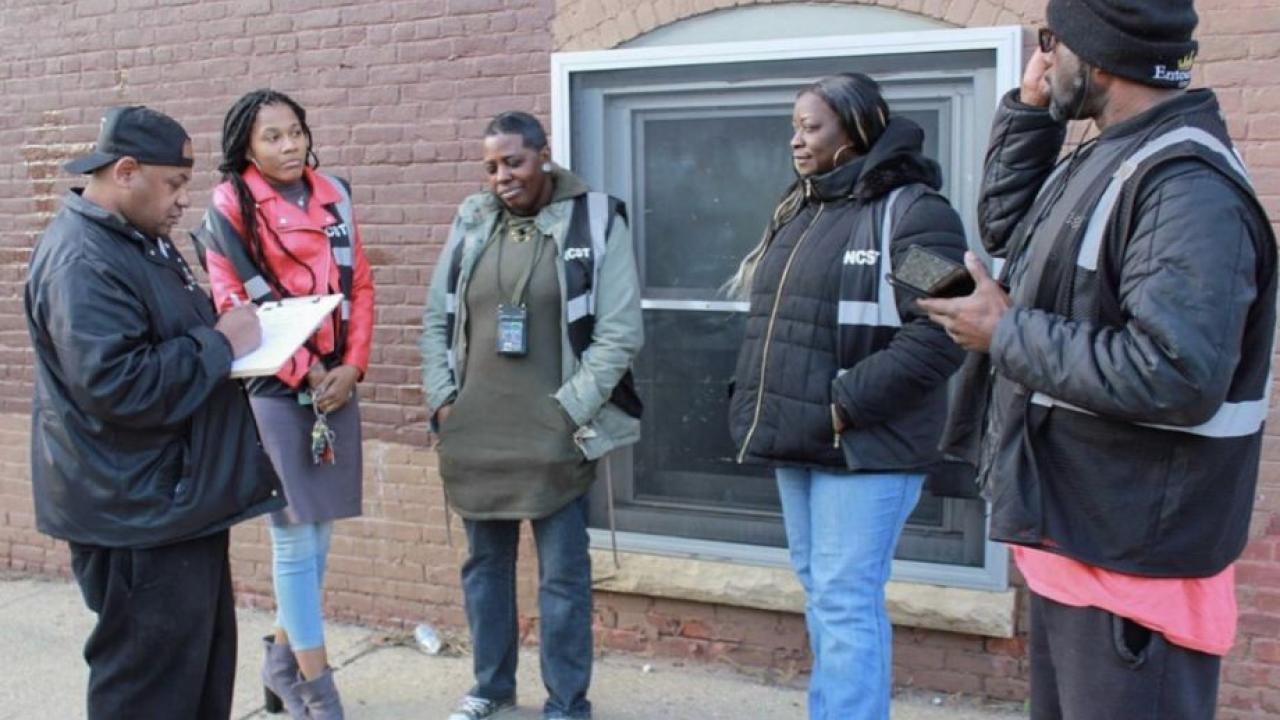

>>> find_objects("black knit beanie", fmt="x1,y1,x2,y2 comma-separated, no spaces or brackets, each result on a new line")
1047,0,1199,89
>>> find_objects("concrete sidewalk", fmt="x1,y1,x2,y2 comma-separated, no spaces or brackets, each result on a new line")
0,574,1025,720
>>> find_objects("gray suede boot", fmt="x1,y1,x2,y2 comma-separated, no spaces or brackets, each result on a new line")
261,636,308,717
294,667,345,720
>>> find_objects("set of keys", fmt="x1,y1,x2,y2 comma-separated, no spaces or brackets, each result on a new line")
310,406,337,465
301,392,337,465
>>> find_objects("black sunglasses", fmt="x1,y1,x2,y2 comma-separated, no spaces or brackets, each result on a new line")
1038,27,1058,53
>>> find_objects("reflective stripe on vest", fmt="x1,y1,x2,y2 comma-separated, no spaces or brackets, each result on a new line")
443,192,615,373
324,174,356,322
200,209,275,304
244,274,273,302
1030,389,1269,439
1077,128,1252,271
1041,128,1267,439
837,185,906,329
566,294,591,323
565,192,610,323
441,217,467,373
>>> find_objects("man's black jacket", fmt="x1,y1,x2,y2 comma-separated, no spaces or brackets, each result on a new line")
25,190,282,549
947,90,1276,576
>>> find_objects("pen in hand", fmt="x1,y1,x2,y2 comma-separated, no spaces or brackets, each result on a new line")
216,292,261,358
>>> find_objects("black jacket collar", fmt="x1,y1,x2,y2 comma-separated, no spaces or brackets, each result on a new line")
1099,89,1220,141
805,157,866,202
802,116,944,203
62,189,154,247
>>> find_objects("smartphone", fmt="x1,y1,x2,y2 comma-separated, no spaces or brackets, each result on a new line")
886,245,975,299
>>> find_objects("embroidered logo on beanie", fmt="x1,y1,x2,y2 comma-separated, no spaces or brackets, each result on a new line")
1047,0,1199,90
1153,52,1198,86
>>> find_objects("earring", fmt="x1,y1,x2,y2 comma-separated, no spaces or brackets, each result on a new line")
832,145,854,167
541,161,552,173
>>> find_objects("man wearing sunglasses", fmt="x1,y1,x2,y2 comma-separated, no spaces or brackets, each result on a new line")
919,1,1275,717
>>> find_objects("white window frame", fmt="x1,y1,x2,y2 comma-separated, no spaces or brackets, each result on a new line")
552,26,1024,592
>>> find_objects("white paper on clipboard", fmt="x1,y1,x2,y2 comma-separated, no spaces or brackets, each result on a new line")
229,294,344,378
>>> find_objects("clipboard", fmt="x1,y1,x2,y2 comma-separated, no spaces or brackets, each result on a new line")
230,294,344,379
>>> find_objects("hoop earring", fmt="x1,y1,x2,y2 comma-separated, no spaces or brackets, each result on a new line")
831,144,854,167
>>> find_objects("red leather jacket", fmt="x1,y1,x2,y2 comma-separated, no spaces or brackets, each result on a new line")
207,165,374,389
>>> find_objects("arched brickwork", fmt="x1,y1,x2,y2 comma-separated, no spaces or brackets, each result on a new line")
553,0,1047,51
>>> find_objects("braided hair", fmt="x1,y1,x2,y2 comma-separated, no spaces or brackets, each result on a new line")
219,89,320,297
726,73,890,299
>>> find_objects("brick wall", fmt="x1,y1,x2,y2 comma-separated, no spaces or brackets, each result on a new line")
2,0,1278,715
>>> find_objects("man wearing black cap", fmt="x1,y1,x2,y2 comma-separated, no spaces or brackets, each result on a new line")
919,1,1275,717
25,106,284,718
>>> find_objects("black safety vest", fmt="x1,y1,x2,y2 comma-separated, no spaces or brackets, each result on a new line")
443,192,642,418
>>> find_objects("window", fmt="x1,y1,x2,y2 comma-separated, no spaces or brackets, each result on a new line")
554,13,1022,590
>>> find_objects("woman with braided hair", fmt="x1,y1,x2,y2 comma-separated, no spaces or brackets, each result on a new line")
203,89,375,719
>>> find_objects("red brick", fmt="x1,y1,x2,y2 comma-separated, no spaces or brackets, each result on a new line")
904,669,984,695
676,619,715,641
1224,660,1279,690
1249,114,1280,140
1219,682,1263,711
596,627,649,654
1240,612,1280,639
1255,639,1280,664
983,674,1029,702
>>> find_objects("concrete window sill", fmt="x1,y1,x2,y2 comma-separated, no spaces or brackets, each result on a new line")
590,549,1017,639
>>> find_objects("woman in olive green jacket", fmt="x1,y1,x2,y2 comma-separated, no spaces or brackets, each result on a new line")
419,111,642,720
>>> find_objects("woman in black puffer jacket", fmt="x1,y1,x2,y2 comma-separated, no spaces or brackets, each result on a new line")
727,73,966,720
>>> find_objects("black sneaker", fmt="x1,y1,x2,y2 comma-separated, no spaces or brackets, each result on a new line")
543,710,591,720
447,695,516,720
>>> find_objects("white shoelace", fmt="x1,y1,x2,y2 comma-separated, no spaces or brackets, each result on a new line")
454,695,493,716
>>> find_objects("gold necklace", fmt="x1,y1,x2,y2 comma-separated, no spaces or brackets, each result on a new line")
507,219,536,244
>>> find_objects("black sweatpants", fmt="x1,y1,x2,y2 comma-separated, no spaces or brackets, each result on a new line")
69,530,237,720
1029,592,1221,720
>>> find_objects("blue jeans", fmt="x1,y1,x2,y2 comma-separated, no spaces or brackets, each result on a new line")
270,521,334,651
776,468,924,720
462,496,593,719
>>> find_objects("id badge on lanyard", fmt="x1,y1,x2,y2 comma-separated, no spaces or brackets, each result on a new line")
494,223,545,357
496,303,528,356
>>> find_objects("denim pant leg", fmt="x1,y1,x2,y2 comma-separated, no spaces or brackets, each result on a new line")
462,517,522,702
315,522,333,588
776,468,823,719
797,470,923,720
271,522,333,651
533,496,593,718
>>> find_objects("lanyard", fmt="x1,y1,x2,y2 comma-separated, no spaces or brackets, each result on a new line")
495,218,547,307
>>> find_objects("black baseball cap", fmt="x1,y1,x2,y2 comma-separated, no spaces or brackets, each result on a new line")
64,106,194,174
